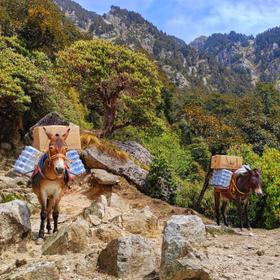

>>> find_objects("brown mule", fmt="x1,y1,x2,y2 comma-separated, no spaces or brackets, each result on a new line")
214,168,263,230
32,127,70,240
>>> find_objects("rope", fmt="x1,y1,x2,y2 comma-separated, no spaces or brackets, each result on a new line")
231,177,247,196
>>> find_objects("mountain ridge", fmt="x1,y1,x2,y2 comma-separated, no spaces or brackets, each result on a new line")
54,0,280,93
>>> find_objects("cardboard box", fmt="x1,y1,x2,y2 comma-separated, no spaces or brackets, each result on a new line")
211,155,243,170
33,125,81,151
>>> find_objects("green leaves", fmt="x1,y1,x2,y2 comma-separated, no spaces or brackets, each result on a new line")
57,39,162,136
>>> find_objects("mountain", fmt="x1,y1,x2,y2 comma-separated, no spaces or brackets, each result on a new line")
191,28,280,87
54,0,252,94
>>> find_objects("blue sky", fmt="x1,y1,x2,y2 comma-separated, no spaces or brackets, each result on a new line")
75,0,280,42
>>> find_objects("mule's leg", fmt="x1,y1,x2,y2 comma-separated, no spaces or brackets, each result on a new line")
214,191,221,226
221,201,229,227
235,196,243,230
53,203,59,233
46,198,52,234
38,195,47,239
244,197,251,229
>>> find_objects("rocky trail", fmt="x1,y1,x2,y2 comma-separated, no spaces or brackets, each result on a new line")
0,144,279,280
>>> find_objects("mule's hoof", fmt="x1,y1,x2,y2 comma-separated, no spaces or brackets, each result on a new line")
36,238,44,245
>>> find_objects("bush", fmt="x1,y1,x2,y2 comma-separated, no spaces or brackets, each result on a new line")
144,154,177,204
176,180,214,218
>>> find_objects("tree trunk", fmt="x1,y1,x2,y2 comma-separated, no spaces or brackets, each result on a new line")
99,105,116,138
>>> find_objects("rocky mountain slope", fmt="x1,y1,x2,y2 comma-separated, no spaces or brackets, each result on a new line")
54,0,252,94
190,29,280,87
54,0,280,93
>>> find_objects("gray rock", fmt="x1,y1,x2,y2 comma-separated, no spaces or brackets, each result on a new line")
114,141,152,166
205,224,238,236
42,218,89,255
98,235,158,280
24,112,70,145
81,146,148,188
83,193,129,224
160,215,212,280
0,143,12,151
90,169,120,185
0,261,59,280
112,206,159,236
0,200,31,251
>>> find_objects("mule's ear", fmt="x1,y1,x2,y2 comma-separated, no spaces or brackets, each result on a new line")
43,127,53,140
62,128,70,141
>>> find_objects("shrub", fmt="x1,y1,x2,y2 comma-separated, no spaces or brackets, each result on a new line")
144,154,177,204
176,180,214,218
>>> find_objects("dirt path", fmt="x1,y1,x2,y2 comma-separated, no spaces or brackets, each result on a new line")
1,179,280,280
208,229,280,280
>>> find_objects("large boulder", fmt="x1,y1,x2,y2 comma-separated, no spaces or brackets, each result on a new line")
112,206,159,237
90,169,120,185
0,261,59,280
98,235,158,280
0,200,31,251
160,215,212,280
24,112,69,145
83,193,129,225
114,141,152,166
81,146,148,189
42,218,90,255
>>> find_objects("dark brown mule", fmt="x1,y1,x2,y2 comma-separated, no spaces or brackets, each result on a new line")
32,127,70,240
214,168,263,230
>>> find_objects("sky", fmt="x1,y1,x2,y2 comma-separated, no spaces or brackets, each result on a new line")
75,0,280,43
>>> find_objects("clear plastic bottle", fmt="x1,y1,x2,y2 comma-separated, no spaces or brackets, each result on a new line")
13,146,41,176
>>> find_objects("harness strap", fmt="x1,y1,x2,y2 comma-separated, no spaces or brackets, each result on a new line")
231,176,247,196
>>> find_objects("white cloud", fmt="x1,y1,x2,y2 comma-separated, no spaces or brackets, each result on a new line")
164,0,280,41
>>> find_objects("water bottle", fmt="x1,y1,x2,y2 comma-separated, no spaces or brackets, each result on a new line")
13,146,41,176
66,150,79,161
69,158,86,175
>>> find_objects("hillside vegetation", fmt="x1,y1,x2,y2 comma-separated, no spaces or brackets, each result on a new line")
0,0,279,229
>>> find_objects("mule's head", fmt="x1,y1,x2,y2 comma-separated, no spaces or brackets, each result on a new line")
43,127,70,176
246,167,263,197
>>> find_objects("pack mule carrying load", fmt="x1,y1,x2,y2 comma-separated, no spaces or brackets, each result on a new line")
13,125,85,177
195,155,244,209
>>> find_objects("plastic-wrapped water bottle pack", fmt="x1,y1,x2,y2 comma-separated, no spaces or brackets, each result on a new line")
14,147,86,177
13,146,42,176
66,150,86,175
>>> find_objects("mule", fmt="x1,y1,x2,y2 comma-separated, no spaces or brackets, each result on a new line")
32,127,70,239
214,168,263,230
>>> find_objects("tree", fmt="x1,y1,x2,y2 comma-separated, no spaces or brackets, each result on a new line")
0,35,57,142
57,39,162,137
0,0,82,56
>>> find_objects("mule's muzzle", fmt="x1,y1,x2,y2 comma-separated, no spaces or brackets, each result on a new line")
55,167,65,175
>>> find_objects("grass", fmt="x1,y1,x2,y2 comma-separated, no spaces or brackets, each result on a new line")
80,132,129,161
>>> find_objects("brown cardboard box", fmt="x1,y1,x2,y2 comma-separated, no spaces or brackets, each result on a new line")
211,155,243,170
33,125,81,151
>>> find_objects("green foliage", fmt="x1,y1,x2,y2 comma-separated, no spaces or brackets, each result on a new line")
187,137,211,170
145,154,177,204
0,0,82,56
176,181,214,217
0,192,23,203
57,39,162,136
